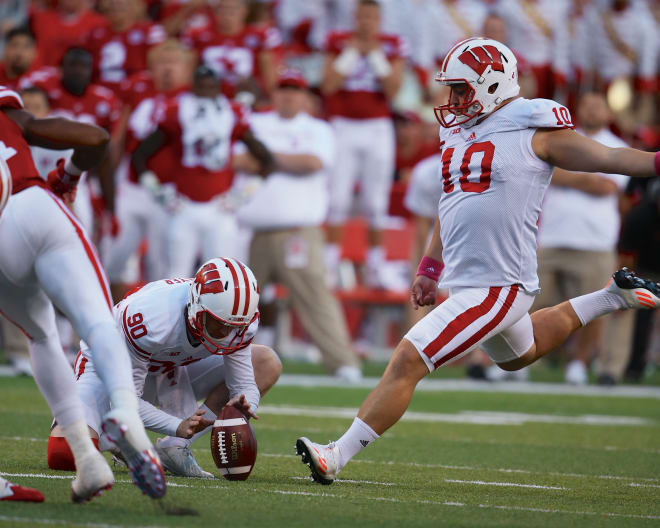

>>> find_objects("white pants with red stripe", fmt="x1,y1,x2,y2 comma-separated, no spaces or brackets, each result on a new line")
72,351,226,436
405,285,535,371
0,187,135,424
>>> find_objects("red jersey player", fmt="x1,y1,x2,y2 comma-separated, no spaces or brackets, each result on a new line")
29,0,106,67
0,86,166,501
132,65,274,277
85,0,166,89
320,0,408,290
296,37,660,484
19,48,122,235
0,27,42,90
184,0,282,97
105,39,192,301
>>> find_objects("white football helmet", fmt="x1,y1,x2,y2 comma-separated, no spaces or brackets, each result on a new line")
0,156,12,217
435,37,519,128
186,258,260,355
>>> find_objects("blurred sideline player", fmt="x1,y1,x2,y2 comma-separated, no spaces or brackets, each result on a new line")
0,86,166,501
235,69,362,382
19,48,122,235
29,0,106,68
495,0,570,100
85,0,166,89
184,0,282,98
321,0,406,289
50,258,282,478
0,27,41,90
296,37,660,484
132,65,274,276
105,39,193,302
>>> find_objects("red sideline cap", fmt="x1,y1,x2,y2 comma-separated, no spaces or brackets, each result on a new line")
278,69,308,89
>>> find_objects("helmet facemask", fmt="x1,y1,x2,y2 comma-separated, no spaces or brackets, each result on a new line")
434,81,484,128
187,308,252,355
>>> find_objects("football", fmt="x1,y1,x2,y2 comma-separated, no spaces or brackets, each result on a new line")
210,405,257,481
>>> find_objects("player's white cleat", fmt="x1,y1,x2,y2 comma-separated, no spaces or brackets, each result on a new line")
295,437,339,485
0,477,45,502
155,444,214,479
102,410,166,499
71,451,114,504
607,268,660,309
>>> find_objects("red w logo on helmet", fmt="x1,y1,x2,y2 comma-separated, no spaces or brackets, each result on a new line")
458,45,504,76
195,263,225,295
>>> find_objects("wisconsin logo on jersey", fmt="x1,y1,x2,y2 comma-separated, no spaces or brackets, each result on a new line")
459,45,504,76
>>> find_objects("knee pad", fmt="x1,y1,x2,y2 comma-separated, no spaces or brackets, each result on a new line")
47,436,99,471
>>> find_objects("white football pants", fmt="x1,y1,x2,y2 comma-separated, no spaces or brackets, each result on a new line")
168,198,241,277
0,187,135,427
104,180,169,283
326,117,395,229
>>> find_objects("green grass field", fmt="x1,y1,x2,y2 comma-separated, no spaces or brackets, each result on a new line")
0,374,659,527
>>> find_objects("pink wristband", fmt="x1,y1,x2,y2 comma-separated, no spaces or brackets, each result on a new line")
416,256,443,282
654,151,660,177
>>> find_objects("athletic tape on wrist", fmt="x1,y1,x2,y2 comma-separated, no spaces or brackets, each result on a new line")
416,256,443,282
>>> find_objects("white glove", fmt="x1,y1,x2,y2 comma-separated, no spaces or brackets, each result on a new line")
367,48,392,78
333,47,361,76
139,170,160,193
139,171,179,212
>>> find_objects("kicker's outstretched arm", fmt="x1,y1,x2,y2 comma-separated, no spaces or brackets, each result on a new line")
532,127,657,178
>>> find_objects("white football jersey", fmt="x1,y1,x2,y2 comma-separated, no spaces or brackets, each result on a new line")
80,278,260,410
437,97,573,294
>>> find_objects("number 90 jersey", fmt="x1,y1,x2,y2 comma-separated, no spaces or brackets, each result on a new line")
436,97,573,294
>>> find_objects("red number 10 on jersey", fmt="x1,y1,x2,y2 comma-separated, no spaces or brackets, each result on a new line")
441,141,495,194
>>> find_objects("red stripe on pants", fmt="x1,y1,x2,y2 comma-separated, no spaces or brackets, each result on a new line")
423,287,502,361
433,285,520,369
47,192,112,311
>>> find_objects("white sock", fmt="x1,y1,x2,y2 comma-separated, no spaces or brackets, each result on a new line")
324,243,341,271
334,417,379,471
366,246,385,269
185,404,217,446
569,288,628,326
61,420,97,460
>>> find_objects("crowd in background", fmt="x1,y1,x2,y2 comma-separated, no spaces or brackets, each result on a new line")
0,0,658,385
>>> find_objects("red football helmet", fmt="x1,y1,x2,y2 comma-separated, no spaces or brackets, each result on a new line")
434,37,519,128
0,156,12,217
186,258,260,355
